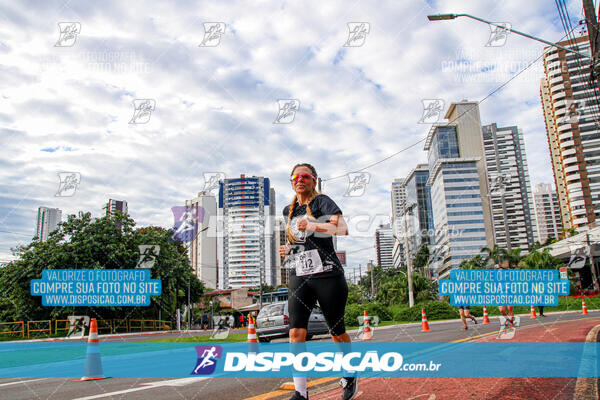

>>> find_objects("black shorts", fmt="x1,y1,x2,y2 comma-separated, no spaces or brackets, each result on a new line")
288,273,348,336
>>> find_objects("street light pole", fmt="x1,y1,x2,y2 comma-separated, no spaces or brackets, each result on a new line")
427,13,591,59
402,202,416,307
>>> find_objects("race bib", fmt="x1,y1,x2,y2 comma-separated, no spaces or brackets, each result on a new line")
289,249,329,276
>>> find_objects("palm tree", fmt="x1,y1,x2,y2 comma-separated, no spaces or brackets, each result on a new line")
559,228,578,240
505,248,523,268
481,245,507,267
521,248,564,269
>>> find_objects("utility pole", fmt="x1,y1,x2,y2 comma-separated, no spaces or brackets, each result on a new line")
369,260,375,299
358,264,362,283
318,177,322,192
402,203,415,307
584,0,600,87
587,233,599,291
187,279,191,330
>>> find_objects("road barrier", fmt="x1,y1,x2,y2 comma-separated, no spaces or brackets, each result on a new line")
0,321,25,338
27,320,51,337
55,319,70,335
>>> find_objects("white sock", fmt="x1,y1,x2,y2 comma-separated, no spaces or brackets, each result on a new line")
293,377,307,397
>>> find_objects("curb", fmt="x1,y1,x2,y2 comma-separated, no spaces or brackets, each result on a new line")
573,323,600,400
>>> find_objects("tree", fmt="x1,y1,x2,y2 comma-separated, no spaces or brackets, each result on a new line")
505,248,523,268
459,254,487,269
0,211,204,323
482,245,507,267
412,245,430,274
521,248,564,270
559,228,578,240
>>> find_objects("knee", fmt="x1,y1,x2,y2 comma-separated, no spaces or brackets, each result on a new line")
289,328,307,342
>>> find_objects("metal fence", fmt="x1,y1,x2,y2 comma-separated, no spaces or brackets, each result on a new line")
0,319,173,338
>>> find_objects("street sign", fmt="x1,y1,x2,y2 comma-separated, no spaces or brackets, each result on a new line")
560,267,568,280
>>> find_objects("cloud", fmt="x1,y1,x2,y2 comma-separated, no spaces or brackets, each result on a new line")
0,0,573,273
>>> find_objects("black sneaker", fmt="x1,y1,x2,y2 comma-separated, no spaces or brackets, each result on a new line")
340,376,358,400
289,391,308,400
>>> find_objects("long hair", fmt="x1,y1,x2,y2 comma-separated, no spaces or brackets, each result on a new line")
286,163,320,244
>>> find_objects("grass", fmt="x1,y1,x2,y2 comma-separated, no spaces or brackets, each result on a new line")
148,332,248,343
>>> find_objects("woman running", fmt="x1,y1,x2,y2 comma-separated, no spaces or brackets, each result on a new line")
279,163,357,400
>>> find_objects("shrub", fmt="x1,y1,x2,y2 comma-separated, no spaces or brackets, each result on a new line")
393,301,460,322
344,302,392,327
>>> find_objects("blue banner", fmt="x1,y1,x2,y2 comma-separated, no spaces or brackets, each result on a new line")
30,269,161,306
439,269,569,306
0,342,597,378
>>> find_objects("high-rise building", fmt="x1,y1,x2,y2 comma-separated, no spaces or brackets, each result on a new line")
186,191,218,289
275,217,287,286
106,199,128,217
534,183,563,243
219,175,275,289
403,164,434,251
36,207,62,242
482,123,538,251
540,35,599,228
425,101,495,280
375,223,394,268
401,164,435,278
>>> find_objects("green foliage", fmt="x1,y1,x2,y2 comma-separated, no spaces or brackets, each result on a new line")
412,245,430,274
520,248,564,269
344,301,393,327
0,211,204,323
374,271,437,306
459,254,487,269
392,301,459,322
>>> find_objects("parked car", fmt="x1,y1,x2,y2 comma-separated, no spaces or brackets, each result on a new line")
255,301,330,342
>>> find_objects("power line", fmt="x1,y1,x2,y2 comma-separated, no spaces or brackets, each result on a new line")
322,25,581,183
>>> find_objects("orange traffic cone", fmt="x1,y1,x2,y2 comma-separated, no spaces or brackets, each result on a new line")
482,306,490,324
78,318,108,381
530,306,538,319
247,315,259,353
582,298,589,315
362,310,372,341
421,308,430,332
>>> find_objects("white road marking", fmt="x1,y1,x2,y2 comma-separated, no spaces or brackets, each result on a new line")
0,378,47,387
71,377,209,400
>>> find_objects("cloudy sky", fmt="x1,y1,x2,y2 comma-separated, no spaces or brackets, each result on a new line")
0,0,585,272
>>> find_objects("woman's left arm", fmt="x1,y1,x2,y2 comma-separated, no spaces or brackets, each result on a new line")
301,213,348,236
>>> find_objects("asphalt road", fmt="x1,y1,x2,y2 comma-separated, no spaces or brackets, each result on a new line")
0,310,596,400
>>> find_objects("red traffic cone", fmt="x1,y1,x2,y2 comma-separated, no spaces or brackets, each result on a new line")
362,310,372,341
78,318,109,381
582,298,589,315
482,306,490,324
247,314,259,353
421,308,430,332
530,306,538,319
